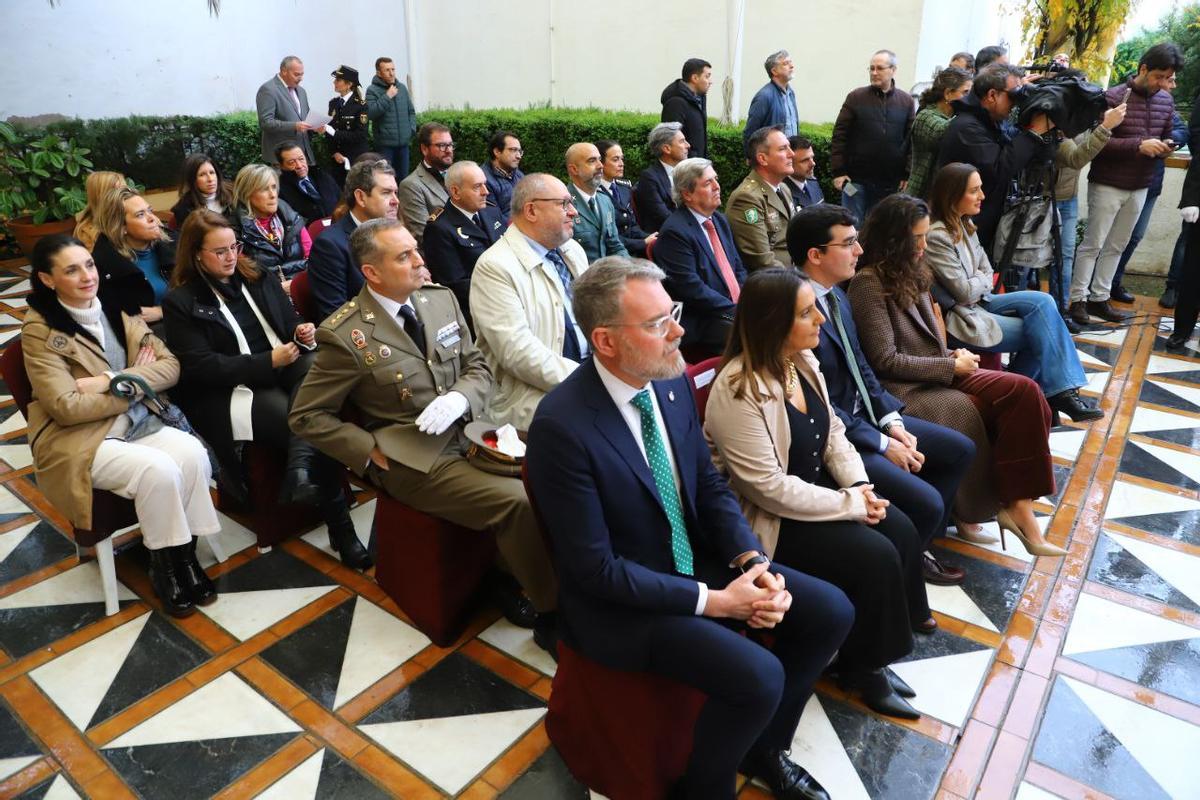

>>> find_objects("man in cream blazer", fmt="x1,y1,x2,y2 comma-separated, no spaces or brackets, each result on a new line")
470,174,590,430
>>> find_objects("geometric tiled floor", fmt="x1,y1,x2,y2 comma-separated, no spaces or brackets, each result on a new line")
0,257,1197,798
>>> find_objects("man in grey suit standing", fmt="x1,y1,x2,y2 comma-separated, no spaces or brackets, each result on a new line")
257,56,315,165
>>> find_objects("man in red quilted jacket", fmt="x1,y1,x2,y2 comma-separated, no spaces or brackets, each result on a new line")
1068,42,1184,326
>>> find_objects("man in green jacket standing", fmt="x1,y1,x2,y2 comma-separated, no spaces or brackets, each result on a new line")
366,57,417,176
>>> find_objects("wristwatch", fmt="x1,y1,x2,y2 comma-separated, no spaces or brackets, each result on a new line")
739,554,769,573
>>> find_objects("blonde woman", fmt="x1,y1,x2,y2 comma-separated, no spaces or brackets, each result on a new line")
233,164,310,284
75,171,127,251
92,186,173,322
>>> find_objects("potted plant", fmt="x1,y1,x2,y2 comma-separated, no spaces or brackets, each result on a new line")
0,121,93,258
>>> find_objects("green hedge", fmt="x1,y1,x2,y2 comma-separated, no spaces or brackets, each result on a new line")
38,108,836,201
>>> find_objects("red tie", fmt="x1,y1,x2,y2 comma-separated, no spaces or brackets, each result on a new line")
702,219,740,302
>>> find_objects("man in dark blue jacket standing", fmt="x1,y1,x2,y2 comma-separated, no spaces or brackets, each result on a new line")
744,50,798,150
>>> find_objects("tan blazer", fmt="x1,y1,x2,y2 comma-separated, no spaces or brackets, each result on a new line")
704,350,869,558
926,220,1003,347
23,308,179,529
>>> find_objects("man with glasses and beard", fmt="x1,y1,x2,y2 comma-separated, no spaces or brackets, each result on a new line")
469,174,591,430
399,122,455,245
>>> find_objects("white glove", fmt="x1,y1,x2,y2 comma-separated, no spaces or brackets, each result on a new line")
415,391,470,435
1183,206,1199,224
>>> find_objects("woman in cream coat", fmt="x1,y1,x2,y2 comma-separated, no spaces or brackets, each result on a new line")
23,234,221,618
705,268,930,720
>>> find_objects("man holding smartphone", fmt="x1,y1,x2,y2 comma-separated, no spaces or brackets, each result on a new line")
1068,43,1185,325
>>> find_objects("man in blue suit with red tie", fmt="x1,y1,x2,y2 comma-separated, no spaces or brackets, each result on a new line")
526,256,851,800
653,157,747,357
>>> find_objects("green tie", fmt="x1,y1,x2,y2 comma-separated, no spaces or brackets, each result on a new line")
826,293,878,426
631,389,694,575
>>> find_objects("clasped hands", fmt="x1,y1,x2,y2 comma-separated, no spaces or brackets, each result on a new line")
75,345,157,394
883,424,925,474
707,561,792,629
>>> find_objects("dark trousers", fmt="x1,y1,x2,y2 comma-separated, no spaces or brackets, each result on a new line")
248,353,313,451
1173,222,1200,339
954,369,1054,503
859,415,975,546
644,563,852,799
378,144,410,178
775,509,922,669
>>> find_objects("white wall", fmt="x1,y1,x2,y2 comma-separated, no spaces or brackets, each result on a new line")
0,0,411,120
913,0,1028,84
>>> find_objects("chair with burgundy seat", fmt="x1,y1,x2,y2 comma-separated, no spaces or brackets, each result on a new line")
0,337,225,615
370,493,498,647
215,443,327,551
289,269,317,324
305,216,333,245
521,464,705,799
685,356,721,424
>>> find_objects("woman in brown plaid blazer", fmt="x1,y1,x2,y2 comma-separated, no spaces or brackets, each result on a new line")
846,195,1066,557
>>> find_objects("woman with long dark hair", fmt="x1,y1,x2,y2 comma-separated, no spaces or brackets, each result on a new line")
169,154,236,230
705,267,928,719
24,234,220,617
848,194,1066,556
925,162,1101,422
162,210,370,570
907,67,973,199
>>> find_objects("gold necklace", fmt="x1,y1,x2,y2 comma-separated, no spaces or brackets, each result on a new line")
784,358,799,395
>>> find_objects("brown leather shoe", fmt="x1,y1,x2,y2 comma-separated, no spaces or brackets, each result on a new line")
922,553,965,585
1086,300,1131,322
1069,301,1091,326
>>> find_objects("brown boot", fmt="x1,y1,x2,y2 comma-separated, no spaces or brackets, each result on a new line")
1086,299,1131,322
1069,301,1091,326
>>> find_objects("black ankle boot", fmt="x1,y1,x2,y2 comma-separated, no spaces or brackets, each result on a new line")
322,489,372,570
176,538,218,606
278,437,324,506
149,546,196,618
837,668,919,719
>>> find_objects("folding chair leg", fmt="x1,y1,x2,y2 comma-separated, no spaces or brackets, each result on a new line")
95,538,119,617
204,533,227,563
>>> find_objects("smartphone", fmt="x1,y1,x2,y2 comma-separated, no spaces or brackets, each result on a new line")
1123,88,1132,103
843,182,859,197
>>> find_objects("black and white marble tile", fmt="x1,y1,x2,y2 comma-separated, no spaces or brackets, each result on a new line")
1103,479,1200,546
1139,378,1200,415
100,672,301,800
1145,354,1200,386
0,701,45,783
926,547,1028,633
478,618,557,677
199,549,339,641
29,611,209,731
0,562,136,658
260,594,429,710
359,653,546,795
1088,531,1200,614
1032,675,1200,800
1130,404,1200,450
0,520,75,588
11,772,81,799
497,748,590,799
255,747,393,800
891,629,995,727
1119,438,1200,492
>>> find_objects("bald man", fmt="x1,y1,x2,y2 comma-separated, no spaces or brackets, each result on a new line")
565,142,628,262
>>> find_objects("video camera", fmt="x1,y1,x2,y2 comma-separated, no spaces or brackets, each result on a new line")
1012,73,1108,138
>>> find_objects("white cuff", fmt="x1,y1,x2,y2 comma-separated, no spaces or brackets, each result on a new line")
695,582,708,615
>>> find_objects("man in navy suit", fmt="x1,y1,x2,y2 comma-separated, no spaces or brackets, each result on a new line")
276,141,341,224
653,158,746,356
423,160,506,333
308,160,400,320
784,136,825,212
788,205,975,585
634,122,690,233
527,256,850,799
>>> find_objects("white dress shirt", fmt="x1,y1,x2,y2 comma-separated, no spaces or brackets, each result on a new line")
593,357,707,615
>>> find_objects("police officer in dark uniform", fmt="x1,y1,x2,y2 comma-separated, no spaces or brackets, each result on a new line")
327,66,370,185
596,139,657,257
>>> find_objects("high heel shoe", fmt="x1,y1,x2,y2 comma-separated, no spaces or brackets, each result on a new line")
995,509,1067,557
953,519,999,545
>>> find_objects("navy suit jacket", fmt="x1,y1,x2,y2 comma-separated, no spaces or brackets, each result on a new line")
526,359,760,670
634,162,675,233
653,208,746,346
603,180,651,256
307,214,363,321
422,204,506,331
812,285,904,452
784,176,824,211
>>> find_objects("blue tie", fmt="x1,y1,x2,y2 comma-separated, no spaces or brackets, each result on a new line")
299,177,318,199
547,249,585,360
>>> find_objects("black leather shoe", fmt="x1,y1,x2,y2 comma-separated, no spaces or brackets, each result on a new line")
489,574,538,629
532,613,558,661
322,492,373,570
838,669,920,719
1062,314,1082,334
278,439,324,506
1166,333,1191,353
1110,285,1135,304
1160,287,1178,309
1069,301,1091,327
1047,389,1104,422
741,749,830,800
1086,300,1132,322
922,553,964,586
886,667,916,698
176,538,217,606
149,545,196,618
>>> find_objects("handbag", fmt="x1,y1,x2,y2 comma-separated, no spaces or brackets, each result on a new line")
109,373,220,476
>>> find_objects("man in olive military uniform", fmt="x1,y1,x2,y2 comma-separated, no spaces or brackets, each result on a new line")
565,142,628,263
423,161,506,333
726,126,796,269
290,218,558,652
326,65,370,182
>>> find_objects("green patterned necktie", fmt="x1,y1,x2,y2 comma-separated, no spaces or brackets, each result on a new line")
631,389,694,575
826,292,878,426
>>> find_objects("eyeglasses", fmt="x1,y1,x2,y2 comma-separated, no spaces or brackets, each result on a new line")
605,301,683,338
819,236,859,249
868,65,894,72
430,142,455,151
530,197,576,211
202,242,243,259
504,146,524,154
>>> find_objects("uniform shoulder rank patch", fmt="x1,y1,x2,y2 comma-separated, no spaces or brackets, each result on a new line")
744,208,760,224
429,207,445,222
